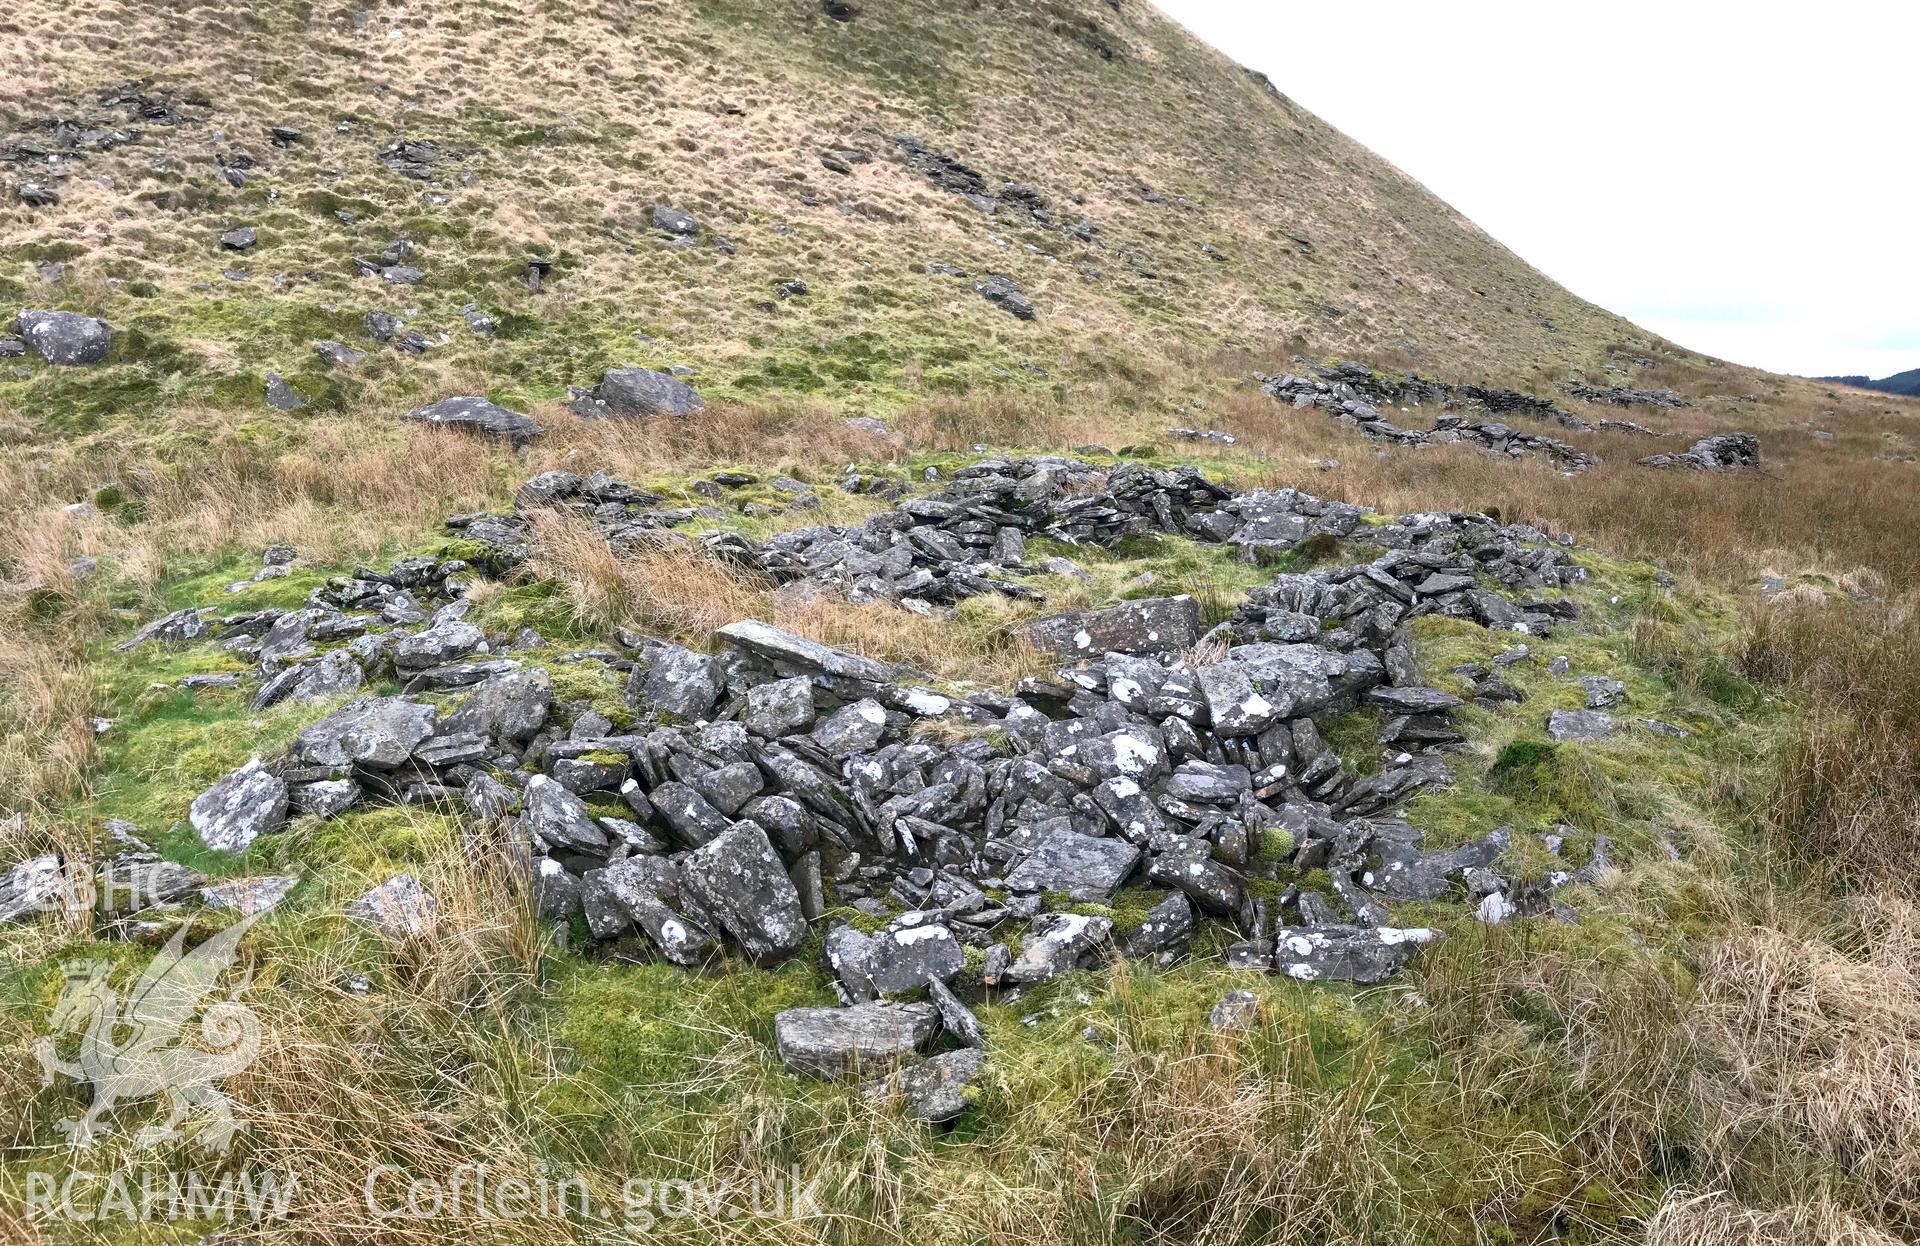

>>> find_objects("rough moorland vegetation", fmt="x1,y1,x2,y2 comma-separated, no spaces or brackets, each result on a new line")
6,3,1920,1246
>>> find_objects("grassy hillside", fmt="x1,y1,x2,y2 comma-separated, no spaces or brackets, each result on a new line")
0,0,1664,437
7,5,1920,1246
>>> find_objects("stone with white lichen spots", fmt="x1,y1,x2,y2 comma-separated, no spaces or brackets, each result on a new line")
679,824,807,965
1019,596,1202,658
1272,924,1441,984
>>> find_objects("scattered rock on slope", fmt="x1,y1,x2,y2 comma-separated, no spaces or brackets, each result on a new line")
974,274,1035,320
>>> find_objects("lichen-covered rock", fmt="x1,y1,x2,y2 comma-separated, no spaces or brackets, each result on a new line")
403,396,544,445
345,874,438,939
200,875,300,916
441,669,552,743
252,649,364,710
293,697,438,769
597,855,714,965
1002,827,1140,901
1208,990,1260,1031
828,918,966,996
1546,709,1616,742
773,1001,940,1078
520,775,611,852
189,758,289,852
0,855,65,923
862,1048,985,1122
1005,912,1113,983
1272,924,1441,983
679,824,807,965
114,608,209,652
628,642,724,722
569,366,706,419
744,676,816,738
1020,596,1201,658
13,309,111,365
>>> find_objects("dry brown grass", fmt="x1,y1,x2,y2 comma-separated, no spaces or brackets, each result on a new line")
1645,1189,1904,1246
1738,594,1920,886
1687,895,1920,1230
527,510,1050,687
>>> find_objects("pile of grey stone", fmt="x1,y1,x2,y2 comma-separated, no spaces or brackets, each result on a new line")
98,455,1611,1098
1562,381,1688,409
1637,433,1760,472
1259,367,1597,472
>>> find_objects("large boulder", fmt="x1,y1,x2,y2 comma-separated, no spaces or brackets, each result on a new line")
1019,596,1202,659
440,669,552,743
293,697,438,769
189,758,289,852
569,367,706,420
772,1002,940,1078
680,824,807,964
403,396,544,445
13,309,112,365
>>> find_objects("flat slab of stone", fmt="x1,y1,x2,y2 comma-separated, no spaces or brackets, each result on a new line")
1546,709,1616,742
772,1002,939,1078
716,619,899,689
1002,827,1141,901
403,396,544,445
294,697,438,769
200,875,300,915
1020,596,1202,658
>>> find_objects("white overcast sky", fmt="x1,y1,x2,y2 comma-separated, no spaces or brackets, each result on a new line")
1158,1,1918,379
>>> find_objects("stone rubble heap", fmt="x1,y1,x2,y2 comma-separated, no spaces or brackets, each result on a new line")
82,457,1622,1097
1562,381,1689,409
1255,360,1679,469
1636,432,1761,472
1258,369,1597,472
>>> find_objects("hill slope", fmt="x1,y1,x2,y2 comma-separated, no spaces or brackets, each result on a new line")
1,0,1662,431
11,6,1920,1246
1818,367,1920,396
